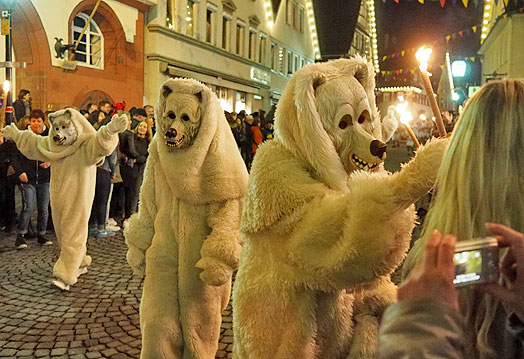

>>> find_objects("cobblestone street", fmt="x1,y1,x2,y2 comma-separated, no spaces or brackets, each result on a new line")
0,232,234,359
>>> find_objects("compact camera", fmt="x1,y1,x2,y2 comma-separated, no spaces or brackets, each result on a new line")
453,237,499,288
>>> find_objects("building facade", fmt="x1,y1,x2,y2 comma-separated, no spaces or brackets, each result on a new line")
144,0,318,113
348,0,371,58
2,0,148,112
478,2,524,82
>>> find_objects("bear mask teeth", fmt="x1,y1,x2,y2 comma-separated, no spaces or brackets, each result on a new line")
351,154,379,171
166,135,185,148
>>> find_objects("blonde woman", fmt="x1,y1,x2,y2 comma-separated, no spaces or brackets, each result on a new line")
378,79,524,358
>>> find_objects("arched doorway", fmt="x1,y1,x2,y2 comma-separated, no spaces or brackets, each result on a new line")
78,90,113,110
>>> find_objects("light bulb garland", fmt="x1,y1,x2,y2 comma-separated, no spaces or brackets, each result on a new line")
305,1,321,60
264,1,274,28
368,0,380,72
481,0,491,42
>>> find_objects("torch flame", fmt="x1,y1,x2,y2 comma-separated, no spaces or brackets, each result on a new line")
3,80,10,94
416,46,432,73
396,101,413,125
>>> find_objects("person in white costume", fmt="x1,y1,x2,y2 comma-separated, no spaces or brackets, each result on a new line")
125,79,248,359
2,109,127,290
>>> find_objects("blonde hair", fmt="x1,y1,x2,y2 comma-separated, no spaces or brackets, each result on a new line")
404,79,524,358
133,120,153,143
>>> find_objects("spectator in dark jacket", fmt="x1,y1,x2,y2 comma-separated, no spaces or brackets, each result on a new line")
0,132,17,233
10,109,52,249
13,89,32,123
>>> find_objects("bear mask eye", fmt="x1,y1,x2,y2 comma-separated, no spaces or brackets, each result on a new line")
339,114,352,129
358,110,370,124
167,112,176,120
62,126,66,129
182,114,190,122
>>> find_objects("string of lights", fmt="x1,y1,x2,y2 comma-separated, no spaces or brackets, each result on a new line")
369,0,380,72
306,1,321,60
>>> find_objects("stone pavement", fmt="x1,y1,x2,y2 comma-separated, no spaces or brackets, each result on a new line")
0,231,234,359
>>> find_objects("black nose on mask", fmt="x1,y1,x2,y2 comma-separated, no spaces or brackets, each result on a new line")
370,140,387,159
165,128,177,139
53,135,61,142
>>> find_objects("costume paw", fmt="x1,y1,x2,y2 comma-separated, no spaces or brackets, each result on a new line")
195,257,232,286
51,278,70,291
1,123,21,141
127,248,145,277
107,113,128,134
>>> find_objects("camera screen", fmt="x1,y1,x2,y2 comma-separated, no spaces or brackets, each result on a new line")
454,250,482,285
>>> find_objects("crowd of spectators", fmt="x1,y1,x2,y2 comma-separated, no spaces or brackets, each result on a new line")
225,105,275,171
0,89,154,247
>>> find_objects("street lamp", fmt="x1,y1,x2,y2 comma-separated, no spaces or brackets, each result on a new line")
451,60,467,78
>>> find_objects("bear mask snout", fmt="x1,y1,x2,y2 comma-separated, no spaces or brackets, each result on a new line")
165,128,177,139
370,140,387,159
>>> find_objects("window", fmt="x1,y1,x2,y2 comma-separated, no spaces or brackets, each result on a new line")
299,6,305,32
72,13,104,69
248,29,257,60
186,0,195,36
258,34,266,64
287,51,293,74
235,91,246,112
222,13,232,50
292,1,298,29
286,0,293,25
271,42,277,70
279,47,285,74
206,7,217,44
301,57,305,68
294,54,299,73
166,0,176,29
236,21,245,56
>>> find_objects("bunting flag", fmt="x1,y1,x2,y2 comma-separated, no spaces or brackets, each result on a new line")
462,0,468,6
418,0,424,3
379,56,478,78
379,23,481,63
440,0,446,7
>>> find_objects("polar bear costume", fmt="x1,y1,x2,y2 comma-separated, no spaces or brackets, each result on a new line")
233,58,449,359
2,109,127,288
125,79,248,359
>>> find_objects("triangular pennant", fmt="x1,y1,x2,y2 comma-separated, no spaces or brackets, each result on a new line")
452,0,458,5
503,0,508,5
392,53,396,59
381,71,386,76
494,0,498,5
401,51,405,56
440,0,446,7
400,69,403,74
440,65,445,70
446,35,451,42
471,56,476,61
410,68,416,74
418,0,424,4
383,56,387,61
473,0,479,6
462,0,468,6
394,0,399,3
459,31,463,37
472,25,477,32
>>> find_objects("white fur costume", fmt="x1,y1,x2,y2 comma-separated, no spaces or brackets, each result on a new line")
233,58,449,359
3,109,127,286
125,79,248,359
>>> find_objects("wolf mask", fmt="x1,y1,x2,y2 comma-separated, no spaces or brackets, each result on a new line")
159,85,202,149
49,111,78,146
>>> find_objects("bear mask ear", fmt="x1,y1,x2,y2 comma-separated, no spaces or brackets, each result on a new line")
312,75,326,92
162,85,172,98
353,62,370,91
195,91,202,102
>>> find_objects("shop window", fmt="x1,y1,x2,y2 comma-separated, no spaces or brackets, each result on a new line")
72,13,104,69
235,91,246,112
279,47,285,74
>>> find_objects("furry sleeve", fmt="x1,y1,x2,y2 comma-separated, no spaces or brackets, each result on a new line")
286,138,448,291
4,126,52,162
196,199,243,286
124,148,158,277
85,114,127,165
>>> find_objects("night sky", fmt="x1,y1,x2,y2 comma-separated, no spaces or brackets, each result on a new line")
314,0,483,85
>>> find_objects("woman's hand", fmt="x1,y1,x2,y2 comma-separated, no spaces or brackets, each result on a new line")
398,231,459,310
479,223,524,322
